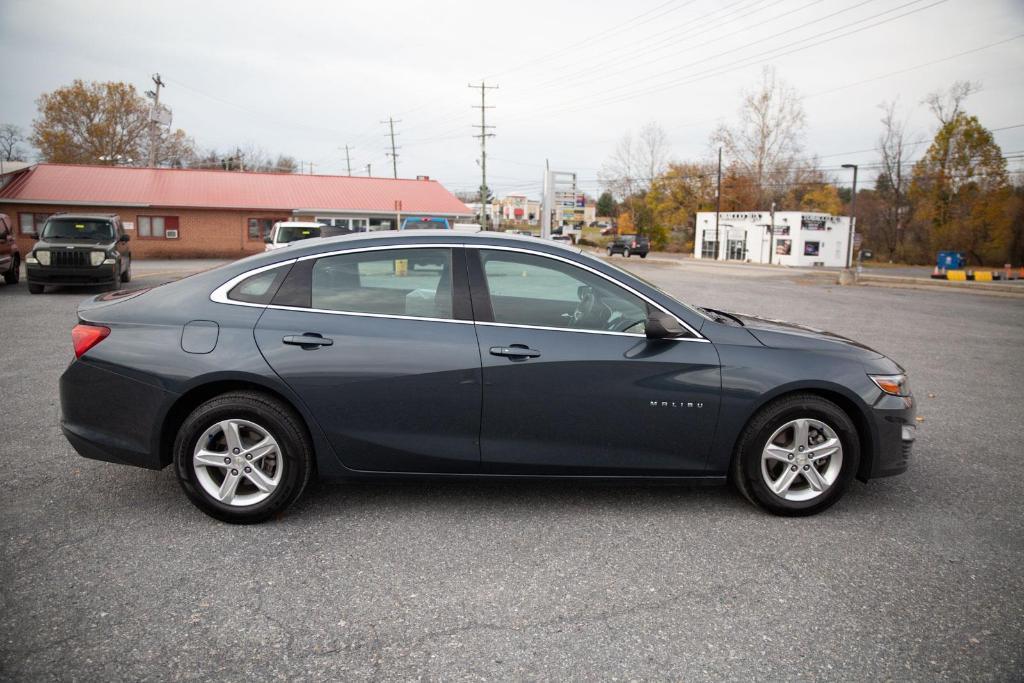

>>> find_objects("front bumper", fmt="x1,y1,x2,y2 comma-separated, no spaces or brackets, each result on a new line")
866,392,916,478
27,263,118,286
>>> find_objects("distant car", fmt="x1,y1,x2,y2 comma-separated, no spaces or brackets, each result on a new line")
0,213,20,286
264,222,323,251
400,217,450,230
25,214,131,294
607,234,649,258
550,234,573,244
59,231,915,523
517,230,533,237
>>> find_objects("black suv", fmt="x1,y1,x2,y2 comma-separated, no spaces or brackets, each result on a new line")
606,234,649,258
25,214,131,294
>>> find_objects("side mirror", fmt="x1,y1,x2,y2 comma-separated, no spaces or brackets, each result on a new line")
119,234,130,243
264,235,273,244
30,233,40,240
645,311,687,339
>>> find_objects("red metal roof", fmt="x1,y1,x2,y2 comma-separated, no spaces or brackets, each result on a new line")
0,164,472,215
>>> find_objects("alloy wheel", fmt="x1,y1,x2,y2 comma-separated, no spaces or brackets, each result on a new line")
760,418,843,502
192,419,283,507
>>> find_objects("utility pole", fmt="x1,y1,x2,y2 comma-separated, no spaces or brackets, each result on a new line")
308,161,315,175
768,201,776,265
714,147,722,261
343,145,352,176
146,73,166,168
381,117,401,179
469,81,498,230
842,164,858,269
366,163,371,176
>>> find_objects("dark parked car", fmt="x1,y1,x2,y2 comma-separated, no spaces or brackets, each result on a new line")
0,213,20,285
60,231,915,523
607,234,649,258
25,214,131,294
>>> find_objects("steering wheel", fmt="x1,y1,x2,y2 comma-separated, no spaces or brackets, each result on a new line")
570,287,597,328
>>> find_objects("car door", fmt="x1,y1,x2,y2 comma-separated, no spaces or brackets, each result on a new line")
468,247,721,476
252,246,482,473
0,216,12,273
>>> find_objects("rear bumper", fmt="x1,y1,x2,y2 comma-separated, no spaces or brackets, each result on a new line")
59,359,171,469
28,263,117,286
866,393,916,478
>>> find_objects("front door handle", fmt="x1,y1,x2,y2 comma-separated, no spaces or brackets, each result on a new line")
283,333,334,348
489,345,541,359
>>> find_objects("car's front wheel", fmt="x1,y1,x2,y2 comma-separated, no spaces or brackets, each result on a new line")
28,283,43,294
173,391,313,523
732,394,859,516
3,256,19,284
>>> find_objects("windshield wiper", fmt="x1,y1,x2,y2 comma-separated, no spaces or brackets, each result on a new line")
700,307,745,326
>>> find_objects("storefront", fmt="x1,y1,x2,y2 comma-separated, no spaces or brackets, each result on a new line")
693,211,852,268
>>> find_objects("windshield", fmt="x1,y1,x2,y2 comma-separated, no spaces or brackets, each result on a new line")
579,250,711,322
42,218,115,241
276,225,321,243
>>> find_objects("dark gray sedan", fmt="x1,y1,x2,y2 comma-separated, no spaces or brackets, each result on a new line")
59,231,915,523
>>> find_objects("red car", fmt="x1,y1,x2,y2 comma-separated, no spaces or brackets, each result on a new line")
0,213,20,285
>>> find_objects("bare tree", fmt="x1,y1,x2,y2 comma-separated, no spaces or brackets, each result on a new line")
598,122,670,235
924,80,980,126
0,124,28,162
875,100,910,260
711,66,806,207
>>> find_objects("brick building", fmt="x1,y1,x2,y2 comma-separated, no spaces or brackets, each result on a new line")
0,164,472,258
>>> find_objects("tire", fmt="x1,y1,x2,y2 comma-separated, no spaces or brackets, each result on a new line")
173,391,314,524
28,283,43,294
624,248,631,258
3,257,19,284
639,253,647,259
121,258,131,283
606,247,613,256
731,394,860,516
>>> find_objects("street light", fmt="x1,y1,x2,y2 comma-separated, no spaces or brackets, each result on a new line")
842,163,858,269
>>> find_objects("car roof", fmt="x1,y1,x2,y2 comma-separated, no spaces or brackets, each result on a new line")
47,213,118,220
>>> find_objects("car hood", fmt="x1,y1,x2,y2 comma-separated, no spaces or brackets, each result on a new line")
37,238,116,248
717,310,886,360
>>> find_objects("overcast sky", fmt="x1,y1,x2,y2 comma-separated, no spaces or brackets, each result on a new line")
1,0,1022,198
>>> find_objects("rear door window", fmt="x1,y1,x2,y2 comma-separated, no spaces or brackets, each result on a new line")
310,248,454,320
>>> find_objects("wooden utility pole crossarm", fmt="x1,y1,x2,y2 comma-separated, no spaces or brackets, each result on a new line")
469,81,498,229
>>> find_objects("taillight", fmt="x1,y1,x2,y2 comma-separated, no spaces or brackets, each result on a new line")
631,241,637,248
72,324,110,358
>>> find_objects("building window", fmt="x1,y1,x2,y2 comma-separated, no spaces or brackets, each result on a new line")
248,218,287,241
701,238,718,259
19,213,52,236
138,215,179,238
727,239,747,260
804,241,820,256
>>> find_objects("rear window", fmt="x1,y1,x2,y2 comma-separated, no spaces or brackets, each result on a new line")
42,218,115,241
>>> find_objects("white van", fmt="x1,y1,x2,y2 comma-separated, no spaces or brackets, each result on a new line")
264,221,324,251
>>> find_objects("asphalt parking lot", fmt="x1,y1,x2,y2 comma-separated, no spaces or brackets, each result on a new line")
1,259,1022,680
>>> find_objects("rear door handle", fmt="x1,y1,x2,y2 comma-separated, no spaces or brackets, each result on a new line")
489,345,541,359
283,333,334,348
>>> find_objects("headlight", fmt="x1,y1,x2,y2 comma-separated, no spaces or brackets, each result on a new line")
35,250,50,266
90,251,105,266
869,373,910,396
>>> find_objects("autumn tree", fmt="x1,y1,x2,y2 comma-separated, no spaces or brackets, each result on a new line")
644,161,717,246
909,111,1010,265
598,122,670,236
711,66,807,208
0,124,28,162
31,80,195,167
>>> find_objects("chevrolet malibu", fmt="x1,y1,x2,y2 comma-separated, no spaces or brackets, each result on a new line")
60,231,915,523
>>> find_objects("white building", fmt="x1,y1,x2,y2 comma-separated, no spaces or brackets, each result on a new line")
694,211,853,267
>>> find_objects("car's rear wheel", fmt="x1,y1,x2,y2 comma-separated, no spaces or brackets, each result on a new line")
173,391,313,524
121,258,131,283
3,257,19,284
28,283,43,294
731,394,859,516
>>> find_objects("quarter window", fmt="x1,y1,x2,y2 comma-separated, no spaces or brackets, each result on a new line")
228,265,290,304
479,250,650,334
311,248,453,319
